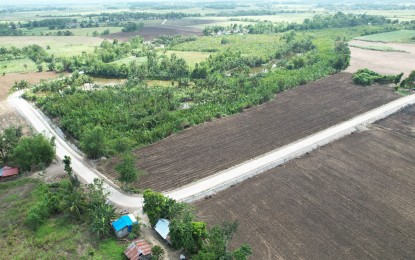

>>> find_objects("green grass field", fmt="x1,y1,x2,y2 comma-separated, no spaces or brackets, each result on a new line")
0,58,38,74
0,178,127,259
110,56,147,66
165,51,211,67
171,34,282,60
20,27,124,37
349,44,406,52
355,30,415,43
0,36,103,57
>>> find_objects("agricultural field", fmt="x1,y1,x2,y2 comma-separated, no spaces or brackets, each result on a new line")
194,111,415,259
98,73,400,192
355,29,415,43
0,36,102,57
105,24,203,41
171,34,282,59
165,51,211,68
347,39,415,76
20,26,124,36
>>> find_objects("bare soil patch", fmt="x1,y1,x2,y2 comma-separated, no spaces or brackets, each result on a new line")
347,40,415,76
194,122,415,259
0,72,60,131
375,104,415,138
103,25,203,41
99,73,400,192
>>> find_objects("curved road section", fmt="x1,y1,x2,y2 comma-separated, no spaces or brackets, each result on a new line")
8,91,415,207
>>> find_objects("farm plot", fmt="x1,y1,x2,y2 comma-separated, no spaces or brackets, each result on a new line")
0,36,103,57
346,39,415,76
194,123,415,259
104,25,203,41
98,73,400,191
375,104,415,139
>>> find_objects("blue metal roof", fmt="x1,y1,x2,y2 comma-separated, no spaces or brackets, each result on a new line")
154,218,170,240
112,215,134,232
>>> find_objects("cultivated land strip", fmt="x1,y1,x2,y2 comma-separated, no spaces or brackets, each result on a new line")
100,73,400,191
195,117,415,259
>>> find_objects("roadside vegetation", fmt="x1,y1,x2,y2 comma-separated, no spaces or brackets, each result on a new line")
143,189,252,259
0,177,127,259
0,125,55,172
353,68,403,86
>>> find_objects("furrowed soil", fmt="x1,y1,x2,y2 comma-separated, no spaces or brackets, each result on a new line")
194,115,415,259
99,73,400,191
0,72,60,131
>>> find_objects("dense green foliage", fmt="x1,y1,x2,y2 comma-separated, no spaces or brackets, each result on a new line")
25,156,116,240
143,190,250,257
353,69,403,86
193,221,252,260
204,12,395,35
400,71,415,90
0,126,23,166
153,35,198,47
115,153,140,182
151,245,165,259
0,178,126,259
9,134,55,172
24,30,349,153
122,22,144,32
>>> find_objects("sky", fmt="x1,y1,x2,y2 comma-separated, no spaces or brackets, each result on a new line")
1,0,414,7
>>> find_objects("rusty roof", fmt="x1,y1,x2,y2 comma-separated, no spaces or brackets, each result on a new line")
124,239,152,260
0,166,18,177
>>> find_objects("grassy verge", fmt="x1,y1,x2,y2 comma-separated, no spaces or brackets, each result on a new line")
355,30,415,43
349,44,406,52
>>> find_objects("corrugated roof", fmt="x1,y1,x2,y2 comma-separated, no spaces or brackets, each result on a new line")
154,219,170,240
112,215,138,232
124,239,152,260
0,166,18,177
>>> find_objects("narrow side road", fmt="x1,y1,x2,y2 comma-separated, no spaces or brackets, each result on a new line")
8,91,143,210
8,91,415,207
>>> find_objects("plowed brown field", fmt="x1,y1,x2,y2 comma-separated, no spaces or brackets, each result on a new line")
194,115,415,259
99,73,400,191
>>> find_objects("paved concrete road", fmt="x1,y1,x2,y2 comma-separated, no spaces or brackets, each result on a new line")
8,91,415,207
8,91,143,210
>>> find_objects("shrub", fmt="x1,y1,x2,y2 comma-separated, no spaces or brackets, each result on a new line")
115,153,140,182
151,245,165,260
353,68,402,86
9,134,55,172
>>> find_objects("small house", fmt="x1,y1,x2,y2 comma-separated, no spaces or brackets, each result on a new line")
0,166,18,178
111,214,138,238
154,218,171,245
124,239,152,260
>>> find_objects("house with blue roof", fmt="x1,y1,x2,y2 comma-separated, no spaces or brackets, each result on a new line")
154,218,171,245
111,214,138,238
